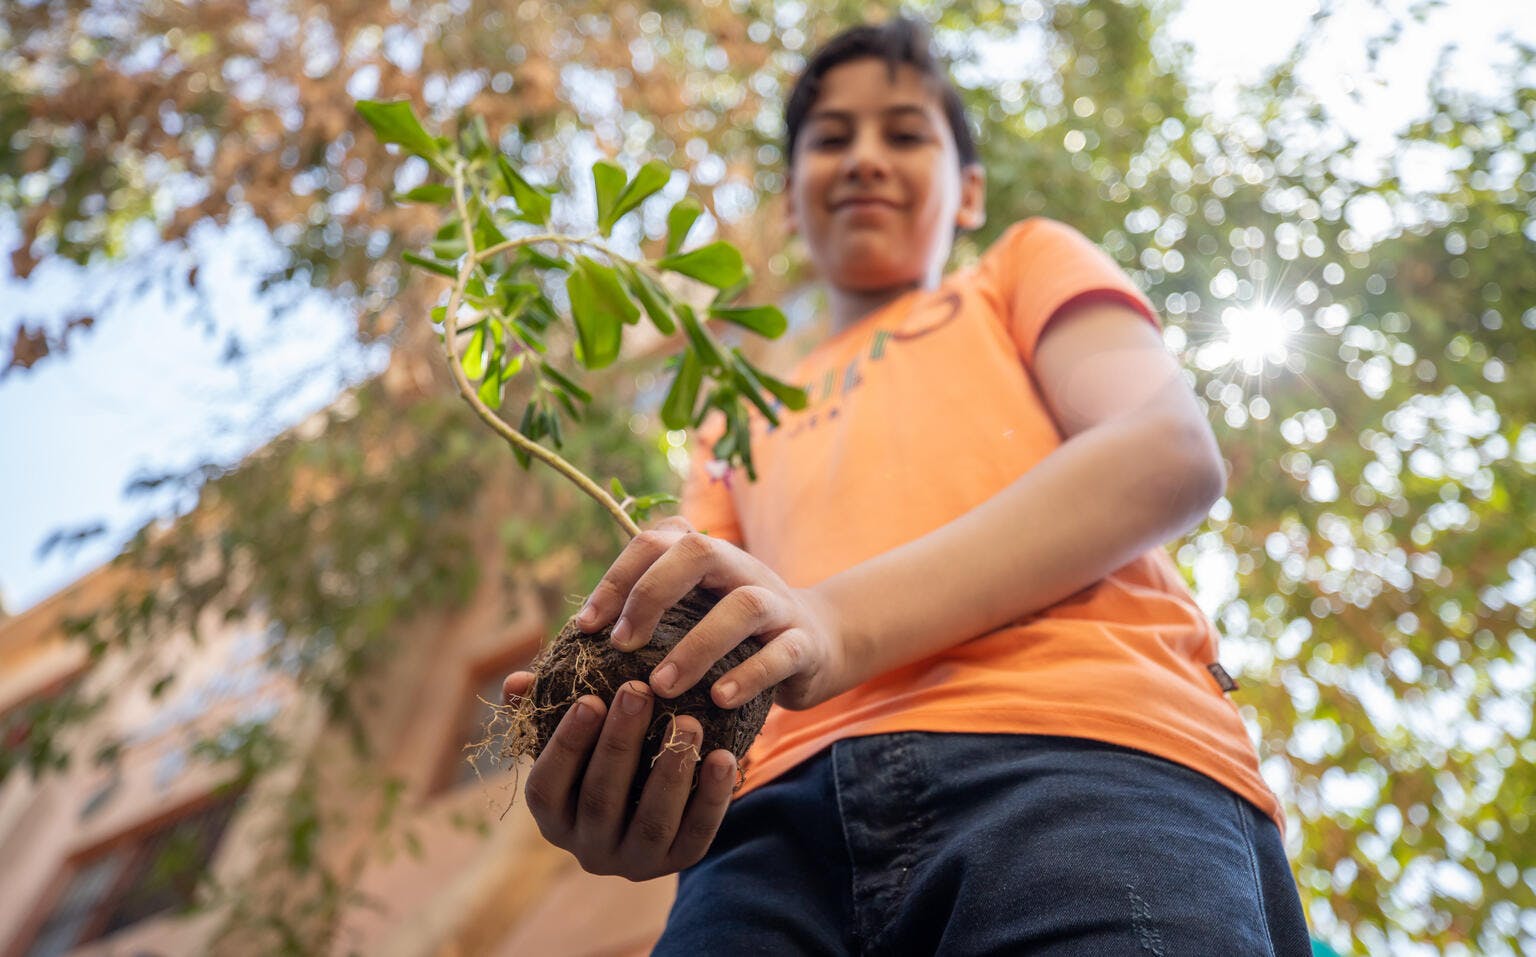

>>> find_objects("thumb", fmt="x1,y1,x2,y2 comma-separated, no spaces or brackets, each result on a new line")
502,670,535,705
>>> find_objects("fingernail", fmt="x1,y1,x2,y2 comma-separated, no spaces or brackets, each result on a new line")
571,700,598,728
711,759,732,781
575,602,595,628
620,683,647,715
610,618,630,647
715,681,739,707
651,661,677,693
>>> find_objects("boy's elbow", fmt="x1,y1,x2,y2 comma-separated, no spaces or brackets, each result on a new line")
1144,415,1227,534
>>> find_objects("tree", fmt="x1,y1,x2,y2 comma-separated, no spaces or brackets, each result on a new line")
3,1,1533,952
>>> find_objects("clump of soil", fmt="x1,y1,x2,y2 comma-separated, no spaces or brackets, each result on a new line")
500,585,771,804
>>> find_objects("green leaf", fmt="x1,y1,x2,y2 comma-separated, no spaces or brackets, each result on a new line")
592,160,627,237
565,256,635,370
356,100,441,162
730,353,779,425
538,362,593,404
472,208,505,252
709,305,788,338
397,184,453,204
511,316,547,355
497,156,552,226
402,251,459,279
629,492,679,522
661,350,705,430
735,350,807,410
524,294,559,331
551,387,579,420
497,278,540,315
477,366,503,409
610,477,627,501
617,263,676,336
711,274,750,307
676,304,725,369
666,197,704,256
546,407,564,448
462,325,487,380
430,219,466,259
518,246,569,272
513,404,537,470
460,114,494,163
611,160,671,226
657,242,745,289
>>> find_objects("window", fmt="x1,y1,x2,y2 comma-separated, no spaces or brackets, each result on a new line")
433,649,534,794
23,793,243,957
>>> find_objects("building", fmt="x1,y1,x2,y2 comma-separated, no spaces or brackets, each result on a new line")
0,445,680,957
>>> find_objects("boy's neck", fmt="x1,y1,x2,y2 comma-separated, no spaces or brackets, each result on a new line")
825,278,927,336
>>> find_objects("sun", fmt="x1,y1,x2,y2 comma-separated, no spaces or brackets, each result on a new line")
1221,305,1291,375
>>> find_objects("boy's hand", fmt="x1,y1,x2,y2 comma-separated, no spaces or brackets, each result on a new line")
501,671,738,881
580,515,850,712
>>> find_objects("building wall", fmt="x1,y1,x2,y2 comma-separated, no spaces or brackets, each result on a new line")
0,540,678,957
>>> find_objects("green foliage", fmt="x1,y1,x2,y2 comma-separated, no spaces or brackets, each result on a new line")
356,99,807,504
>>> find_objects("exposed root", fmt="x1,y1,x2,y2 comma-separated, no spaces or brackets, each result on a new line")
470,587,770,816
648,713,703,769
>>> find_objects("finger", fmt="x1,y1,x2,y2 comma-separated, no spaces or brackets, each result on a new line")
648,585,788,700
644,515,694,534
612,531,737,654
522,695,605,845
711,628,815,710
571,682,654,858
618,715,703,870
666,749,737,870
503,671,535,705
575,528,687,634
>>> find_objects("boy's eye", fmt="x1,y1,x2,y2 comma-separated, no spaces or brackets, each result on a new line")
809,132,924,149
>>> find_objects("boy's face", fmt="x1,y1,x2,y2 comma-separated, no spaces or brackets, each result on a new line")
786,58,985,294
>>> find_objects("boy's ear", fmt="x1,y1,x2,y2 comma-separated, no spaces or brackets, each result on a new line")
956,163,986,231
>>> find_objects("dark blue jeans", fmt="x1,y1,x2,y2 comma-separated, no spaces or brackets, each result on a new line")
654,732,1311,956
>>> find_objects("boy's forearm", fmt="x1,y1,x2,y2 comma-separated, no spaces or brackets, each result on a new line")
809,412,1224,693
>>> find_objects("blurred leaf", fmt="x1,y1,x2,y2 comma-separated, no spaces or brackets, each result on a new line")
610,160,670,227
355,100,441,163
565,256,636,370
617,262,677,336
666,197,704,256
709,304,787,338
538,362,592,404
592,160,627,237
661,350,704,431
402,252,457,279
657,242,744,289
396,184,453,204
496,156,552,226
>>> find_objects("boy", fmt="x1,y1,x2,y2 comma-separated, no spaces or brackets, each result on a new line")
504,18,1311,955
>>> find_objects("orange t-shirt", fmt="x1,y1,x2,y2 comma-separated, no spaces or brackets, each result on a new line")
680,217,1283,831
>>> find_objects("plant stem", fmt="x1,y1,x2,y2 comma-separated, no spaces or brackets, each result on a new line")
445,162,642,540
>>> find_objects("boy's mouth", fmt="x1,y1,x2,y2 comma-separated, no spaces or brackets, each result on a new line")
833,197,901,213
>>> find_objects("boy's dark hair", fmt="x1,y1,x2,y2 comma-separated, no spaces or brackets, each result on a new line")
783,18,979,170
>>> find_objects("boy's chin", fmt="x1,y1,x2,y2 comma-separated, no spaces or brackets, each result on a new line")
823,257,920,293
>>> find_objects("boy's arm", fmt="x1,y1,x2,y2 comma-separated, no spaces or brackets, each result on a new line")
581,297,1223,712
809,298,1225,691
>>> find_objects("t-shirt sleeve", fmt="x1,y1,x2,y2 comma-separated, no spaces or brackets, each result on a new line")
976,217,1160,367
678,411,745,547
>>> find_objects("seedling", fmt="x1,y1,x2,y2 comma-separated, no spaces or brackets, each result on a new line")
358,100,804,796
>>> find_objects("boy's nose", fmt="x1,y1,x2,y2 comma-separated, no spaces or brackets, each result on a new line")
840,148,889,184
839,130,890,183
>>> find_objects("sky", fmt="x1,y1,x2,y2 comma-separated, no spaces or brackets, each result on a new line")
2,0,1534,614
